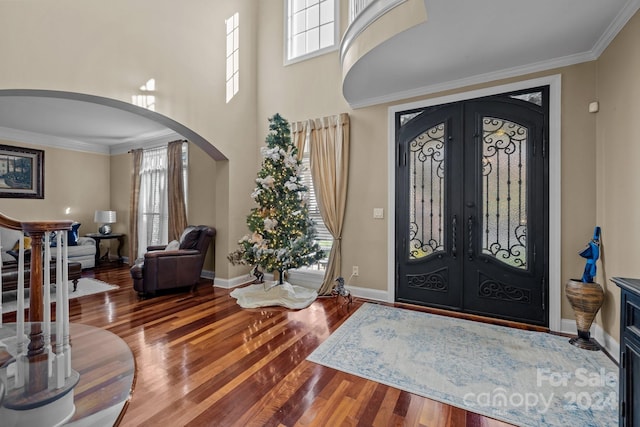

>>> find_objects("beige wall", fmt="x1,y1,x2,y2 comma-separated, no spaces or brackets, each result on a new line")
594,11,640,342
186,143,218,273
0,139,110,232
109,152,130,246
0,0,259,280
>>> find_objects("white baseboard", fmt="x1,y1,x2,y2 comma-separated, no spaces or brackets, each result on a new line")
561,318,619,363
347,285,391,303
213,275,252,289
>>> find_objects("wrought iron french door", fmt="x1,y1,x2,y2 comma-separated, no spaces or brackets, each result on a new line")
395,90,549,326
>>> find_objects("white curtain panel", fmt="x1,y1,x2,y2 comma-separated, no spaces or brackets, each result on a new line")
137,146,169,258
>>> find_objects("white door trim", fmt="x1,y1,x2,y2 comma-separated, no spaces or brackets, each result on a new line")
387,74,562,331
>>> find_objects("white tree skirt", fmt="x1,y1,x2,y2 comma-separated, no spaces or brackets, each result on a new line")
230,282,317,309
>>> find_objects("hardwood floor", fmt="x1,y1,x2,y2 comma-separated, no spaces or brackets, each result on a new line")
4,264,514,427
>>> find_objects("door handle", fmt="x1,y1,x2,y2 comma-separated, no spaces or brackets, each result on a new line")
468,215,474,260
451,215,457,258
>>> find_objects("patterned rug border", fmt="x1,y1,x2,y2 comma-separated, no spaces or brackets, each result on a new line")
307,303,618,427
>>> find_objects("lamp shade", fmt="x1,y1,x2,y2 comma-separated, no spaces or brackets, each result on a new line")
94,210,116,224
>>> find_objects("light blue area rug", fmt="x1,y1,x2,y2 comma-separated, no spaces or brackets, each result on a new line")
307,303,618,427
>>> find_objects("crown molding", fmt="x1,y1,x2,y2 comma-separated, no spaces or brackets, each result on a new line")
0,125,182,156
591,0,640,57
109,129,183,155
347,50,592,109
0,125,110,154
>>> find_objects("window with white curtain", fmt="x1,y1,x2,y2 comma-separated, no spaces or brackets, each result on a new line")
285,0,339,65
138,146,168,254
137,144,188,258
299,141,332,271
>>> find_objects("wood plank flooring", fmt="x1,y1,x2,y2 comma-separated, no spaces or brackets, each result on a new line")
3,265,514,427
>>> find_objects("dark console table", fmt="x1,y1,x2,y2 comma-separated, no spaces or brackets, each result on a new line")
612,277,640,426
85,233,125,265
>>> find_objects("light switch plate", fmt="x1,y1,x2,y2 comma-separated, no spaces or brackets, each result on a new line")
373,208,384,219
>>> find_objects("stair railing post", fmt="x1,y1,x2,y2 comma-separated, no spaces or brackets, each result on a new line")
15,231,26,388
43,232,53,377
55,231,65,388
62,232,71,378
25,230,48,395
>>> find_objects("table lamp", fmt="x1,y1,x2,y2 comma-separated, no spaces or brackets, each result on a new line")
94,210,116,235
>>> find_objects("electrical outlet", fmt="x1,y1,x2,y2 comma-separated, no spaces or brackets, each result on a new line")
352,266,359,276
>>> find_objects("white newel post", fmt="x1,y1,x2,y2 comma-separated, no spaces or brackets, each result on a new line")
55,231,65,388
15,232,26,388
43,233,53,377
62,234,71,377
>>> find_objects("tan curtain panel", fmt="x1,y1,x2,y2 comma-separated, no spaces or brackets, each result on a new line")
168,140,188,241
291,121,307,161
129,149,143,265
309,113,350,295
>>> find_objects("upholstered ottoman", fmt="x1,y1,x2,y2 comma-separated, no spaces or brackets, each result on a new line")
1,261,82,293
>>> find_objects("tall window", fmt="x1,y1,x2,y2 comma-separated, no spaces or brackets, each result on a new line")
300,142,332,270
138,146,168,251
137,144,188,256
226,13,239,103
285,0,338,64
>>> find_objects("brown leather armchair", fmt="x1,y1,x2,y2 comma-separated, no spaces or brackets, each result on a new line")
130,225,215,296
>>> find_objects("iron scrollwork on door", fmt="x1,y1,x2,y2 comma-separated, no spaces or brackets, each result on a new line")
478,275,531,304
481,117,528,269
408,123,446,260
407,268,449,292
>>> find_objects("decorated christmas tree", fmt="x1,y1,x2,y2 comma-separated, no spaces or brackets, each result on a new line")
228,114,324,284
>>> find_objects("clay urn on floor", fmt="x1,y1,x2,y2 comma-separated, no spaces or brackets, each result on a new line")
566,226,604,351
565,279,604,350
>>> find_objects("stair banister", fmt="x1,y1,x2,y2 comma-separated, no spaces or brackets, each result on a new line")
1,211,80,424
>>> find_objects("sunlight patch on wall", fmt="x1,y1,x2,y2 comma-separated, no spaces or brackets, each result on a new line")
132,78,156,111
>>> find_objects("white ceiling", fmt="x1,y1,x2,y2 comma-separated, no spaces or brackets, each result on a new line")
342,0,640,107
0,95,181,155
0,95,180,154
0,0,638,149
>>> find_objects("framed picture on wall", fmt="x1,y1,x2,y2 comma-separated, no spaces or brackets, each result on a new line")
0,144,44,199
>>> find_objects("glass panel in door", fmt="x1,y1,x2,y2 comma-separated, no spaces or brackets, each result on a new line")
481,117,528,270
408,123,446,260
